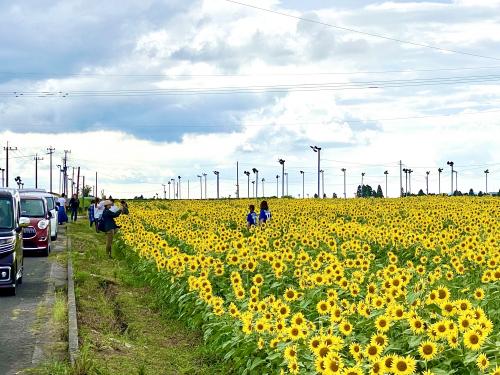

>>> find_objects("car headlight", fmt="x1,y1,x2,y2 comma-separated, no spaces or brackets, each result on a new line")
38,220,49,230
0,237,15,245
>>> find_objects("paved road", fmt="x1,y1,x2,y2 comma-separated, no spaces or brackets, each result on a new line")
0,226,66,375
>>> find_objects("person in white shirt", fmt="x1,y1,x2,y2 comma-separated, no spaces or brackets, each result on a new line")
94,197,105,232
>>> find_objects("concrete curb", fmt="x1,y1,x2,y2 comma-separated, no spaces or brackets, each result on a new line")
67,233,79,364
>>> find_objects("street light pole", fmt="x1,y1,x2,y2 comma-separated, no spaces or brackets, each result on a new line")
310,145,321,198
46,146,55,193
426,171,430,195
203,173,207,199
300,171,304,198
252,168,259,198
278,159,285,198
454,170,458,193
178,176,181,199
447,161,454,195
484,169,489,194
261,178,265,197
251,180,255,198
408,169,413,194
438,168,443,195
275,174,280,197
168,181,171,199
384,170,388,198
213,171,220,199
162,184,166,199
244,171,250,198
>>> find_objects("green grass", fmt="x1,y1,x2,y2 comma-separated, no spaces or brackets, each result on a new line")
62,219,230,375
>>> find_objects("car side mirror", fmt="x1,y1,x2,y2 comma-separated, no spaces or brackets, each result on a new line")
19,217,30,227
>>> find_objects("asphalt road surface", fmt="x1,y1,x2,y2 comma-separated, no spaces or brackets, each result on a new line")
0,228,66,375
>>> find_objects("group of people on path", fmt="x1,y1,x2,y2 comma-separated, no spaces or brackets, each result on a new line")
88,197,129,258
246,200,271,229
55,193,80,224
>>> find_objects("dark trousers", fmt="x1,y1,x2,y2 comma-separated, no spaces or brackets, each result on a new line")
71,208,78,221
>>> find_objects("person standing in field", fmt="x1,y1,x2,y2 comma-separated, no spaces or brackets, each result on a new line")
88,199,95,227
101,200,122,258
246,204,258,229
120,200,129,215
56,194,68,224
68,193,80,222
259,200,271,224
94,197,104,232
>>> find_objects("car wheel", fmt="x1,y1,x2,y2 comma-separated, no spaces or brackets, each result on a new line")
51,233,58,241
18,260,24,285
42,246,50,257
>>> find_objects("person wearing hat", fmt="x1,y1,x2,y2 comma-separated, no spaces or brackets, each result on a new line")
101,199,122,258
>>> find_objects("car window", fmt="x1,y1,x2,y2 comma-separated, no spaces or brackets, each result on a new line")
21,199,46,217
45,197,55,210
0,198,14,229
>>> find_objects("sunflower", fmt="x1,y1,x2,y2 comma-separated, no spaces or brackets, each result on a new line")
342,366,364,375
375,315,391,333
474,288,485,301
370,333,389,350
464,330,484,351
284,287,299,302
339,320,353,336
476,353,489,371
324,353,344,374
392,356,416,375
284,344,298,362
365,343,381,362
370,360,385,375
418,341,438,361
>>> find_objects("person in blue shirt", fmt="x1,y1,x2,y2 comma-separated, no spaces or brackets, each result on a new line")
259,200,271,224
246,204,258,228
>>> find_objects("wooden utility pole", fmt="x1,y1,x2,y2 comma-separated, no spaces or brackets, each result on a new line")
34,154,44,188
4,142,18,187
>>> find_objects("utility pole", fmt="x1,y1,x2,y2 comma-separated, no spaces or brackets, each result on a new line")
244,171,250,198
261,178,265,197
275,175,280,197
46,146,55,193
310,145,321,198
384,170,388,198
213,171,220,199
0,168,4,188
399,160,403,198
426,171,430,195
341,168,346,199
34,154,43,189
300,171,305,198
178,176,181,199
76,166,80,198
71,167,75,196
447,161,454,195
236,162,239,199
197,175,202,199
63,150,71,196
4,142,17,187
484,169,489,194
438,168,443,195
403,168,408,196
203,173,207,199
252,168,259,198
278,159,285,198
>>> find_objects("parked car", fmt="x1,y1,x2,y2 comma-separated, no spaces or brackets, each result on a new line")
0,188,25,296
20,189,58,240
20,194,51,256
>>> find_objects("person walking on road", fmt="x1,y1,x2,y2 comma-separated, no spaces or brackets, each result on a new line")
68,194,80,222
101,200,121,258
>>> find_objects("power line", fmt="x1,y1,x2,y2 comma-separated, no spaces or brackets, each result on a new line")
223,0,500,62
5,73,500,97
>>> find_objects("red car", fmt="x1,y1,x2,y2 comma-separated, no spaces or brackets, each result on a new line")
20,194,51,256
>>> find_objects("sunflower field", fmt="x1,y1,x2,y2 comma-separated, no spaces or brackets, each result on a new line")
115,197,499,375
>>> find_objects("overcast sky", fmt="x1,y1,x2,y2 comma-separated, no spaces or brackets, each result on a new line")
0,0,499,198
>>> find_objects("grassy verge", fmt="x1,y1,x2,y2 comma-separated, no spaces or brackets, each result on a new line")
44,219,229,375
